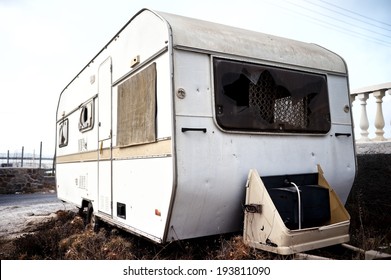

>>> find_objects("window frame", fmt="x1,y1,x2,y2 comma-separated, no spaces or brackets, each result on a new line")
78,100,95,132
116,62,157,147
58,118,69,148
212,57,331,135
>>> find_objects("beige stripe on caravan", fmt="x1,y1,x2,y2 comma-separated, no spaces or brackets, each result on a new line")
56,139,172,164
112,138,171,160
56,150,98,163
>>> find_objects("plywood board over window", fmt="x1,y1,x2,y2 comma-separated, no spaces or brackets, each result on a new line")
117,63,156,147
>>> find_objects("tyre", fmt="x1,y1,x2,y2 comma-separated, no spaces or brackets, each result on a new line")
86,202,99,232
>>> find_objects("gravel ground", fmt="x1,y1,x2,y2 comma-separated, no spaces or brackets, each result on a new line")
0,193,76,240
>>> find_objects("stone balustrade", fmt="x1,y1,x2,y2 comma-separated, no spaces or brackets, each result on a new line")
350,82,391,143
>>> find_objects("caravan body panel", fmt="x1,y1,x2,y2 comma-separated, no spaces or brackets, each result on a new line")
56,9,356,243
57,10,174,242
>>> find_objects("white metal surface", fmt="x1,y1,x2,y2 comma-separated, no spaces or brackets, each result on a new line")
111,157,174,242
98,58,112,216
56,8,356,244
56,9,174,242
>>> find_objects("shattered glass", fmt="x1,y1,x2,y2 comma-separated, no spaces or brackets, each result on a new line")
214,58,330,133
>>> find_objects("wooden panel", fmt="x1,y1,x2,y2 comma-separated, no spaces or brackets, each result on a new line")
117,63,156,147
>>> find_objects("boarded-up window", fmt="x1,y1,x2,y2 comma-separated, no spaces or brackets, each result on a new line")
117,63,156,147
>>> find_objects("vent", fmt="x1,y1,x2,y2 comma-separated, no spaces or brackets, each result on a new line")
78,175,87,189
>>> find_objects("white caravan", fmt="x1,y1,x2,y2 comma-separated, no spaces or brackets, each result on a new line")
56,9,356,252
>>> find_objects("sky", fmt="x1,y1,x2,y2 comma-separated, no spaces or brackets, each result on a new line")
0,0,390,156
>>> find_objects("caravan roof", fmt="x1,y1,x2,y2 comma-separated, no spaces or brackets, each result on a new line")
70,8,347,86
157,10,347,74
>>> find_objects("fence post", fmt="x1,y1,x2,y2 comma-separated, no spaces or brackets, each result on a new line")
39,141,42,169
21,146,24,167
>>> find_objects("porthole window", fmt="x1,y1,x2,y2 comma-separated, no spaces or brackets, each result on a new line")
58,119,69,148
79,100,94,132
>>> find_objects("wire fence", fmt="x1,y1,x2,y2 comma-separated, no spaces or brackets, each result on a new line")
0,142,54,170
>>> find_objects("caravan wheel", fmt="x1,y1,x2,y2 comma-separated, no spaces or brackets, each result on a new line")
86,202,99,232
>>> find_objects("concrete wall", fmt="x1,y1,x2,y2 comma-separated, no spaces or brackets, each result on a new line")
0,168,55,194
356,141,391,155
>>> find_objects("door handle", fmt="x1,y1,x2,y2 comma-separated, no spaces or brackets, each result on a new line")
335,133,351,137
181,127,207,133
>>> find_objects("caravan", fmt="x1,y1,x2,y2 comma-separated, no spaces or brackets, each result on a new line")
56,9,356,253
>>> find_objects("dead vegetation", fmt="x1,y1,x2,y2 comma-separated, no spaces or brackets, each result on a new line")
0,154,390,260
0,210,274,260
345,154,391,253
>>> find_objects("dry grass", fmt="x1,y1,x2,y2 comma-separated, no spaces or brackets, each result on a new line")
0,203,388,260
0,210,274,260
0,206,380,260
345,154,391,254
0,154,389,260
0,210,84,259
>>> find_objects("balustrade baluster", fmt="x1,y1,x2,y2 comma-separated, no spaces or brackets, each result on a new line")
351,83,391,143
357,93,370,142
373,90,386,141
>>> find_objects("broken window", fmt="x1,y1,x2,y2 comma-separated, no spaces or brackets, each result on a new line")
117,63,157,147
79,100,94,132
58,119,69,147
213,58,330,133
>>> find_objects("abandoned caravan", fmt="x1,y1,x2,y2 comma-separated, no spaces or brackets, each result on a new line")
56,9,356,254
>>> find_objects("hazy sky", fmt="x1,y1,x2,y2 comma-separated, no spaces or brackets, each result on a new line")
0,0,390,155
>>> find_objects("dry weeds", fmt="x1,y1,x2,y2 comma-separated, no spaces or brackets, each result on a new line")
0,154,390,260
0,210,275,260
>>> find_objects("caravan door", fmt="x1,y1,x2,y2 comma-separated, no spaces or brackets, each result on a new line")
97,57,112,216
